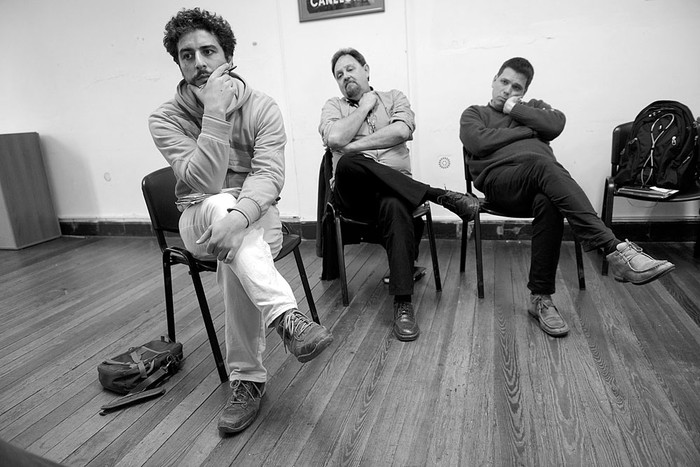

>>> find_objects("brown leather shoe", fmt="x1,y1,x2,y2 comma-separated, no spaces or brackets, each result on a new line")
528,294,569,337
218,380,265,435
393,301,420,341
606,240,675,285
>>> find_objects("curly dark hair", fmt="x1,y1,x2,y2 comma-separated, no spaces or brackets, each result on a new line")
162,8,237,64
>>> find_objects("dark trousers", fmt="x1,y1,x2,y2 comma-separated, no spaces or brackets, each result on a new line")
481,157,618,295
333,154,430,296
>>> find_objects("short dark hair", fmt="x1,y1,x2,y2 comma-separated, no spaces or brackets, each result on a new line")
330,48,367,75
162,8,237,64
497,57,534,91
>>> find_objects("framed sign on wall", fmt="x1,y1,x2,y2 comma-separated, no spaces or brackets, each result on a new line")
298,0,385,23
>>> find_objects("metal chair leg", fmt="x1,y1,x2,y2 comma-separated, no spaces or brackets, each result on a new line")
459,220,468,273
574,239,586,290
293,246,319,324
474,215,484,299
424,209,441,291
601,181,615,276
163,252,176,342
189,266,228,383
334,217,349,306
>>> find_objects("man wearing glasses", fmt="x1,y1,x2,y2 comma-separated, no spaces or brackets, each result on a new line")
319,47,479,342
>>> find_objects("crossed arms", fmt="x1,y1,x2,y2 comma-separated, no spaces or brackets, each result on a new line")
460,98,566,159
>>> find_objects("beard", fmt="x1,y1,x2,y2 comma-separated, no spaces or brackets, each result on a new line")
344,80,363,100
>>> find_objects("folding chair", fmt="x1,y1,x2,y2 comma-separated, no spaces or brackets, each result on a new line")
142,167,319,383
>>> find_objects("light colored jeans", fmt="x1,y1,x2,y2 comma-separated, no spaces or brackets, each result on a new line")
179,193,297,383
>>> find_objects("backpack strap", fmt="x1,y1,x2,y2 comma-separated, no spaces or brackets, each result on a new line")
99,387,166,415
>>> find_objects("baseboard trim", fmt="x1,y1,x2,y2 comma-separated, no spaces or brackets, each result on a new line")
59,219,700,242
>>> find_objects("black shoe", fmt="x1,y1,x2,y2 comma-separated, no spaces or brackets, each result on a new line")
436,190,479,221
218,380,265,435
277,309,333,363
393,301,420,341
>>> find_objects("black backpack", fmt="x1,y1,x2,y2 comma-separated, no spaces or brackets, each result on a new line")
614,100,698,190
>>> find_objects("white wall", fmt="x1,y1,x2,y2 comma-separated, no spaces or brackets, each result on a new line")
1,0,699,224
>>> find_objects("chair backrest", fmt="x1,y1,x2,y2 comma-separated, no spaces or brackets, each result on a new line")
462,145,534,218
463,147,475,195
141,167,181,252
610,121,633,177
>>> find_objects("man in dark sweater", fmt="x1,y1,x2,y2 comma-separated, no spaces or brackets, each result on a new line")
459,57,674,337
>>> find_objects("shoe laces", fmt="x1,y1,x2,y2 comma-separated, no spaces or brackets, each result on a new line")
228,380,261,405
279,310,312,352
395,301,412,317
623,239,642,253
532,294,555,312
436,191,455,207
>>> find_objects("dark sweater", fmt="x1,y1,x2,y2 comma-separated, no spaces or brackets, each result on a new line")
459,99,566,190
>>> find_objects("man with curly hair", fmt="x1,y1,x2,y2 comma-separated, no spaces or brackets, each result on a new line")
149,8,333,435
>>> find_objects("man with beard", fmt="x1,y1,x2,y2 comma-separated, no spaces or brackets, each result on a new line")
149,8,333,435
319,47,479,342
460,56,675,337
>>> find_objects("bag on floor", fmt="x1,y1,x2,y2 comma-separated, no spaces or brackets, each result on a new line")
614,100,698,190
97,337,183,414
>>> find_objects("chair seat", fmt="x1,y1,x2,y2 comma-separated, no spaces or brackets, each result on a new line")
479,200,533,219
278,232,303,259
335,204,430,226
167,232,304,272
612,184,700,203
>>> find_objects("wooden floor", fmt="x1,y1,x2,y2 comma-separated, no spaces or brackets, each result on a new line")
1,236,700,466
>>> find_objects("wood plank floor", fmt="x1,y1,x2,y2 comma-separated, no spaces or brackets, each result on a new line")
1,236,699,466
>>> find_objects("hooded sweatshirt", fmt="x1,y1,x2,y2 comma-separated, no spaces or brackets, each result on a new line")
459,99,565,191
148,73,286,226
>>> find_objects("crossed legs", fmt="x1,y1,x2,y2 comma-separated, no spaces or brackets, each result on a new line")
178,193,296,382
333,154,426,296
481,158,618,294
480,157,673,337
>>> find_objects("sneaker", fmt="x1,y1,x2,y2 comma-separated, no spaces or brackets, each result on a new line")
606,240,675,285
436,190,479,221
218,380,265,435
393,301,420,341
528,294,569,337
277,309,333,363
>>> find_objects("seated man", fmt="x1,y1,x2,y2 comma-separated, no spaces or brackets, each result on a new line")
148,8,333,435
319,47,479,342
459,57,675,338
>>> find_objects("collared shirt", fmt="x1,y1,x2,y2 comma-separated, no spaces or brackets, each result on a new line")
319,89,416,177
